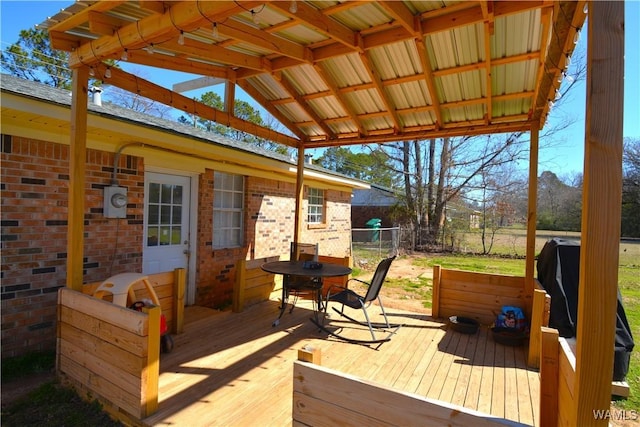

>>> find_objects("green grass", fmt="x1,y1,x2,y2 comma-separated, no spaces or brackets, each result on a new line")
1,350,55,383
416,254,527,276
1,381,122,426
1,351,122,426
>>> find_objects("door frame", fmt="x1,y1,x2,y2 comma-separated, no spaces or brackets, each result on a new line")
145,167,199,305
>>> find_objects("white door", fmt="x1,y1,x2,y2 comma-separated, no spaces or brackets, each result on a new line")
143,173,191,276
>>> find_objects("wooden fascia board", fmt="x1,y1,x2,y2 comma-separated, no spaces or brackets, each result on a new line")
533,1,584,123
95,63,300,148
67,1,262,67
2,93,315,183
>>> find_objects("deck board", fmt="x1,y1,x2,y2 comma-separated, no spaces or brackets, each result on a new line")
143,298,539,426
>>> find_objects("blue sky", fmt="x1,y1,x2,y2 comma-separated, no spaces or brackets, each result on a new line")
1,1,638,176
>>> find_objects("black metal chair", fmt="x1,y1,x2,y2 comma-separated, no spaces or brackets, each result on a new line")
274,243,322,326
312,256,401,345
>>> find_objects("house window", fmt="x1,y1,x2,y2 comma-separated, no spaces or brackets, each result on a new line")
213,172,244,248
307,187,324,224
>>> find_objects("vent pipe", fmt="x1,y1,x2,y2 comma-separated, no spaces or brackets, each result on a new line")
89,86,103,106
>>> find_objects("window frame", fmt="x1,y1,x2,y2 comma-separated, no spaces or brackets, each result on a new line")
212,171,245,249
307,187,325,224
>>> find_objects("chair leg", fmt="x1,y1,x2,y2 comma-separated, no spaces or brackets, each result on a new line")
377,296,391,328
360,303,377,341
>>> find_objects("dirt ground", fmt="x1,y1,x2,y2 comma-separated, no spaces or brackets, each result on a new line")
351,254,432,313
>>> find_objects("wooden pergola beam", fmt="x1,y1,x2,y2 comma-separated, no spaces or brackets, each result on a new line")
304,120,530,148
95,63,301,148
66,1,263,67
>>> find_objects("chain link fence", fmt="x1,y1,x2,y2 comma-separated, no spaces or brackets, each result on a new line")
351,226,401,270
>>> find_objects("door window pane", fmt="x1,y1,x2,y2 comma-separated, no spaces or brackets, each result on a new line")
146,182,184,247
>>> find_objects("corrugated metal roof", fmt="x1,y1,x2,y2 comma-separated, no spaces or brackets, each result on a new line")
39,1,586,148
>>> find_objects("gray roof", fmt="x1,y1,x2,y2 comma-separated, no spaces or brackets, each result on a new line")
352,184,398,207
0,74,362,183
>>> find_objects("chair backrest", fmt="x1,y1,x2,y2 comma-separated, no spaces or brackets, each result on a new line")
290,242,318,262
363,256,396,303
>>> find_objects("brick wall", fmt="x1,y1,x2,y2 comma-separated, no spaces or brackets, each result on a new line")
1,135,143,358
195,173,352,308
1,134,354,356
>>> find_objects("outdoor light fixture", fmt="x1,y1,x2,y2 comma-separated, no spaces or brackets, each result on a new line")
178,31,185,45
213,22,219,38
89,67,95,77
104,67,112,79
121,49,128,61
289,0,298,13
147,43,155,54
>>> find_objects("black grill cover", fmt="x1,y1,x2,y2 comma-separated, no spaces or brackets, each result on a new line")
537,237,634,381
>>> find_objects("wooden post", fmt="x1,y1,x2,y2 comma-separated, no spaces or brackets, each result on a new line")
173,268,185,334
66,67,89,291
524,121,539,318
298,345,321,365
540,327,559,427
142,305,161,417
431,265,441,318
574,3,624,424
293,144,305,244
528,288,550,368
232,259,247,313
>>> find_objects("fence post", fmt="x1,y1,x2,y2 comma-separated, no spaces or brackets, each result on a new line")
432,265,441,318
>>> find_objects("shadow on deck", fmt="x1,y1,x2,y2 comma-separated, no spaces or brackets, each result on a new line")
143,297,539,426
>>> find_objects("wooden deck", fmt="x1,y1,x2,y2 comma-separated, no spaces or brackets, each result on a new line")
144,298,539,426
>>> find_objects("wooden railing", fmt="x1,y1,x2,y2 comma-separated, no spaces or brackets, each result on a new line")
57,269,185,425
293,347,528,427
232,255,351,312
539,327,576,426
233,256,280,312
83,269,185,334
57,288,160,424
432,266,527,325
432,267,550,369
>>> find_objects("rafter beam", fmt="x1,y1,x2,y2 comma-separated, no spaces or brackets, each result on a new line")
274,72,336,139
236,79,308,141
358,50,402,132
48,1,125,33
268,1,358,51
94,63,300,148
122,49,231,80
481,1,494,124
313,63,367,136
